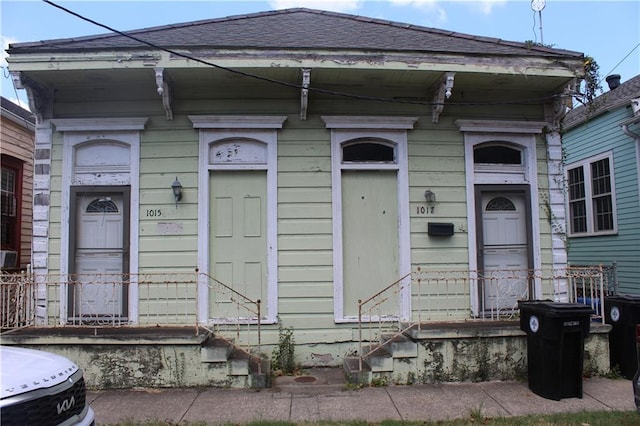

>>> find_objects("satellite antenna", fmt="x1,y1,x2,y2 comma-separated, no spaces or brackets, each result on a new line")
531,0,546,45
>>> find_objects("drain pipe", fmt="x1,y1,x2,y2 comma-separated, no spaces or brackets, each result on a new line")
621,113,640,204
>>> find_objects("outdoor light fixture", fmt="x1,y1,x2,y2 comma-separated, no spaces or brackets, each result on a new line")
171,176,183,207
424,190,436,203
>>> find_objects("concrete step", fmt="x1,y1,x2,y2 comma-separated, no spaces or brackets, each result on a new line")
381,333,418,358
362,345,393,372
200,337,234,363
343,356,371,385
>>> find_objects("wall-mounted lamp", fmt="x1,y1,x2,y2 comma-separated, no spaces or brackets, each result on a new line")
171,176,183,207
424,189,436,204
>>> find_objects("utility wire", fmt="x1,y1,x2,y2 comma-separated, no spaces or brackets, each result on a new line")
600,41,640,84
42,0,566,107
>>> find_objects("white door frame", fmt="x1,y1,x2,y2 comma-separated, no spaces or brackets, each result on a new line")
190,115,287,325
457,120,546,316
322,116,417,322
68,186,130,320
55,118,146,324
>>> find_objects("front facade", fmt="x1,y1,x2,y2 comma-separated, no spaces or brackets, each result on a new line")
1,97,34,271
6,9,586,361
562,75,640,295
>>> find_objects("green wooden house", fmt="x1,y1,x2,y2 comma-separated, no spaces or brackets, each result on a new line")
562,74,640,295
6,8,607,387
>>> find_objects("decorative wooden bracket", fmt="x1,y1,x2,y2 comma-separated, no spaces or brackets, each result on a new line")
549,80,576,129
10,71,52,122
300,68,311,121
431,72,455,124
154,67,173,120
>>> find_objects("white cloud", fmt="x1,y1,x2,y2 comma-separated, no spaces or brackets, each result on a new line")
470,0,507,16
388,0,447,25
1,35,18,68
1,35,30,110
389,0,508,20
268,0,363,13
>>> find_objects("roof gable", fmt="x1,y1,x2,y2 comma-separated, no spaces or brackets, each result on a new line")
7,8,581,59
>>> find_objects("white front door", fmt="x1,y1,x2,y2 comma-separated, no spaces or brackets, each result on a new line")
73,191,127,320
480,192,529,311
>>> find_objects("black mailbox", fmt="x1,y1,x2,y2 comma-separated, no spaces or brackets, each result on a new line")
427,222,454,236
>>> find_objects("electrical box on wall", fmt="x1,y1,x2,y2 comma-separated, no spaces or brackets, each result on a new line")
428,222,454,237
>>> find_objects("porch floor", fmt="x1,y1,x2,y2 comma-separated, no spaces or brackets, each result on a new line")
0,326,208,344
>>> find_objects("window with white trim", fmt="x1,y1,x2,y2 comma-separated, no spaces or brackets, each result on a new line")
566,153,616,236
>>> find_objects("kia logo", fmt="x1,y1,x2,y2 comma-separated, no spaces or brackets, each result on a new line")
57,396,75,414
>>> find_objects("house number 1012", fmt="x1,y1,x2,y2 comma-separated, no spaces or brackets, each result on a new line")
416,206,435,215
146,209,162,217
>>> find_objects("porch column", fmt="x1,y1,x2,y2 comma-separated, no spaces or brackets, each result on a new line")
544,125,569,302
32,120,53,324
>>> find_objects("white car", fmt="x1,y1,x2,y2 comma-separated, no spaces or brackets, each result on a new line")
0,346,95,425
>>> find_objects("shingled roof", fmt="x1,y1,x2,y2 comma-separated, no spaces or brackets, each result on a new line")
7,8,581,59
1,96,35,124
563,74,640,130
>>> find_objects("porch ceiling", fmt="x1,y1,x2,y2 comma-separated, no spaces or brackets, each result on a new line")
22,65,573,106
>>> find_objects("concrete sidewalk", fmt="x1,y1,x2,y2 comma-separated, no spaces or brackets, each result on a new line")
88,370,635,425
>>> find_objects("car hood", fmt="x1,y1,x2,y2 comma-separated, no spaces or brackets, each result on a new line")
1,346,79,399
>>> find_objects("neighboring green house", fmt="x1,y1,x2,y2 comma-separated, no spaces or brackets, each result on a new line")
562,74,640,295
6,8,604,387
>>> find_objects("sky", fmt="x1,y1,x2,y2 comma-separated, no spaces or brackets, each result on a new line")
1,0,639,110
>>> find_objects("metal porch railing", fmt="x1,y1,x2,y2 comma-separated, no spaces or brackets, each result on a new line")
199,271,263,365
0,270,263,365
356,265,614,368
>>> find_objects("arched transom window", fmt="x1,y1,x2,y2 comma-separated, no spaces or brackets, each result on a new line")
485,196,516,211
474,143,522,165
342,139,395,163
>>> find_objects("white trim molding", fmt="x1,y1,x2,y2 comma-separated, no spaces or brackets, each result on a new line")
322,116,418,130
52,117,149,132
189,115,287,129
58,122,144,324
565,151,618,237
456,120,546,134
322,116,417,322
457,120,544,315
190,115,286,325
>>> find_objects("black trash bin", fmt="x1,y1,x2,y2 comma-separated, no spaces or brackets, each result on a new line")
604,294,640,379
518,300,593,400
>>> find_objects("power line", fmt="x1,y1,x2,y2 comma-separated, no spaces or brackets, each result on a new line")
41,0,567,107
600,41,640,82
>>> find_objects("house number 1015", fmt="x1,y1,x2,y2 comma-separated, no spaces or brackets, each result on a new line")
146,209,162,217
416,206,435,215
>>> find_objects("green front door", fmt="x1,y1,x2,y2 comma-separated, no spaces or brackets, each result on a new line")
209,171,267,319
342,170,399,317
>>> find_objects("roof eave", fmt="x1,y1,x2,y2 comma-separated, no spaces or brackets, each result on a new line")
7,48,584,78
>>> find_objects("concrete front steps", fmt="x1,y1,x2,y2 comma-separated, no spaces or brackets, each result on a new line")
344,321,612,386
200,336,270,388
344,332,419,386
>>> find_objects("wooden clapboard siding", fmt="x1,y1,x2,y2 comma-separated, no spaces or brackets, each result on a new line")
276,117,336,330
1,114,34,268
44,91,558,330
137,121,199,274
408,122,468,270
564,106,640,294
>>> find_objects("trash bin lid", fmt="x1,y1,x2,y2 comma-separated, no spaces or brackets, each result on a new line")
518,300,593,317
607,294,640,304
